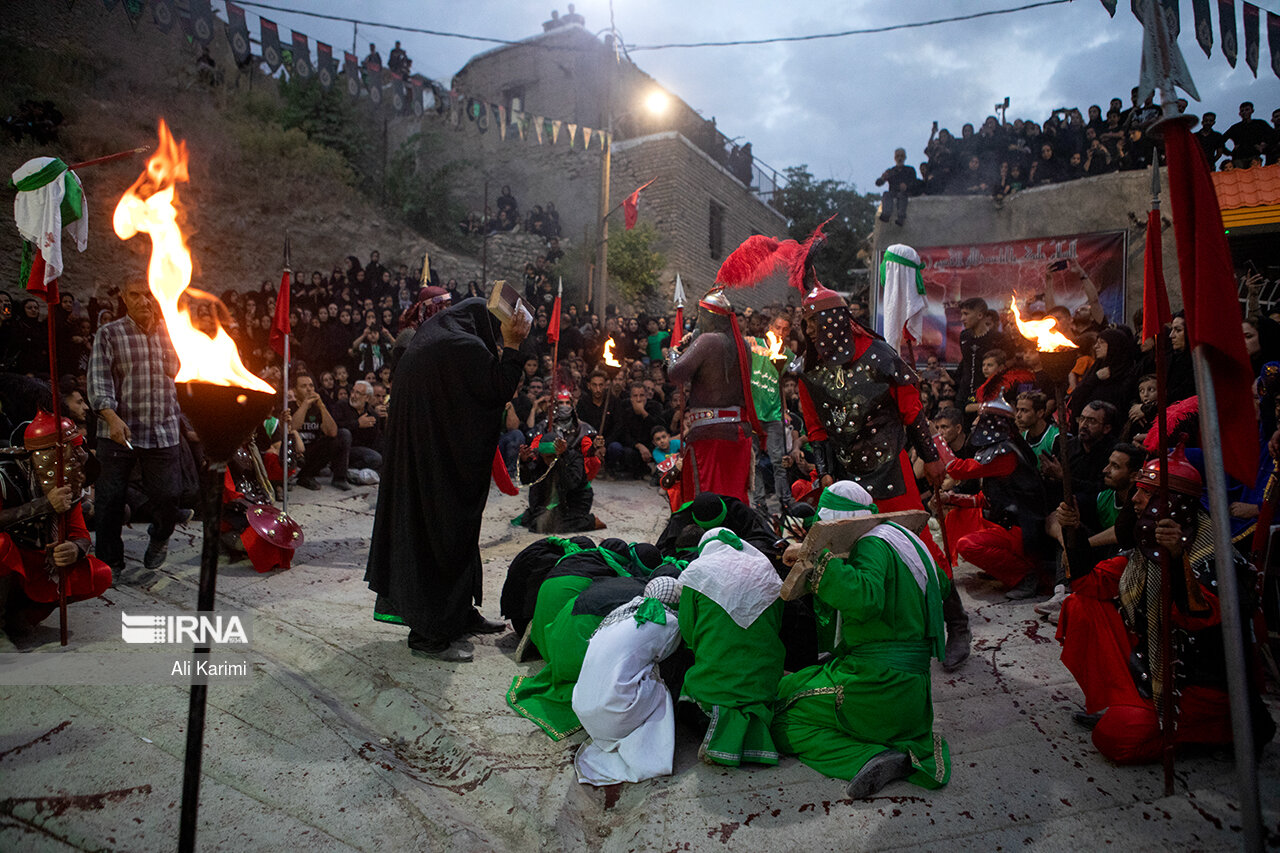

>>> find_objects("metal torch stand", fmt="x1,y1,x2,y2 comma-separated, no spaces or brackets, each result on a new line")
178,461,227,853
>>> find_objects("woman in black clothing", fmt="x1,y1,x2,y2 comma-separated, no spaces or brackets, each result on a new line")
1069,326,1138,420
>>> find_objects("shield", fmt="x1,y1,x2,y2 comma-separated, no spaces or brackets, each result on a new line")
245,504,304,549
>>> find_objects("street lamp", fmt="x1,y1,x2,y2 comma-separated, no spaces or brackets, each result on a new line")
596,85,671,318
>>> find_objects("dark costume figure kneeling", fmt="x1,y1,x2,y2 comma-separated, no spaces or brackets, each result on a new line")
519,399,605,533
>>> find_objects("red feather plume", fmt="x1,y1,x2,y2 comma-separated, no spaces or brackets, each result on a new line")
714,214,838,292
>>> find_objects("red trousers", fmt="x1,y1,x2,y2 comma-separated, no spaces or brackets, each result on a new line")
956,523,1036,589
877,452,952,580
681,430,752,505
1057,578,1233,764
0,531,113,628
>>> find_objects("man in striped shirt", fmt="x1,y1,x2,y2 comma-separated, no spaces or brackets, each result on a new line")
88,279,182,577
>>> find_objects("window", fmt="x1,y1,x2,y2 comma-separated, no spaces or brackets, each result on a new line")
709,200,725,260
504,86,525,115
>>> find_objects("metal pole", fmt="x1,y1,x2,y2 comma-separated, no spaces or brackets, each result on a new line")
481,179,489,288
178,461,227,853
1191,349,1262,853
597,117,611,319
280,334,289,516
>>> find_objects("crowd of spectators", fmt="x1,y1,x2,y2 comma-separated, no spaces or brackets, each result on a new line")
459,184,564,238
895,92,1279,206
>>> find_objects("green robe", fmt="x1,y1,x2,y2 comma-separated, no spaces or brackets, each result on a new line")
506,577,604,741
678,589,785,767
771,536,951,789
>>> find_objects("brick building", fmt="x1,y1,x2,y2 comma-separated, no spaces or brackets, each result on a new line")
449,10,789,313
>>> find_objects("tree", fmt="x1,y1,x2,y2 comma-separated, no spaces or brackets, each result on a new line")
277,74,374,191
772,165,877,295
607,223,667,312
384,131,472,247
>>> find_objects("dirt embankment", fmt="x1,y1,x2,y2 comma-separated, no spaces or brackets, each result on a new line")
2,0,482,304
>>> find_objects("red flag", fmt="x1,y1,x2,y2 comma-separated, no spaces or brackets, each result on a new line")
25,252,59,304
672,307,683,348
1163,120,1258,482
621,179,656,230
1141,209,1171,343
269,269,291,356
491,449,518,495
547,295,561,343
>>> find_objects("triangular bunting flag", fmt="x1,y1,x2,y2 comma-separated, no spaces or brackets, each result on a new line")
1219,0,1238,66
567,123,578,147
1099,0,1117,14
514,110,526,141
1243,2,1260,74
1269,12,1280,78
533,115,543,144
551,120,562,144
583,127,593,148
1192,0,1214,56
498,104,507,140
122,0,144,28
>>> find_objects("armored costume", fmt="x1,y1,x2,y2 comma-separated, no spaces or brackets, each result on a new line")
1057,448,1275,763
942,398,1048,590
0,412,111,633
519,397,603,533
222,444,302,573
797,284,939,511
666,290,761,505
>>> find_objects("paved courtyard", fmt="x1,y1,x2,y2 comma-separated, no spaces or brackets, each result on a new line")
1,479,1276,851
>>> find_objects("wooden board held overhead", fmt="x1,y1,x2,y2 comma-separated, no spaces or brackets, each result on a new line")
780,510,929,601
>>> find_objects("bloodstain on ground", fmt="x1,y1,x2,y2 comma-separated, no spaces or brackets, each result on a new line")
706,822,739,843
603,784,622,810
0,721,72,761
0,784,152,818
1022,619,1053,645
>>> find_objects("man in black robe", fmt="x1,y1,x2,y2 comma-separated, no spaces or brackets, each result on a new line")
365,298,530,662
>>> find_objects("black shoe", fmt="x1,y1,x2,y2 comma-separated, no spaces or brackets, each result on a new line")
467,610,507,635
1006,570,1040,600
143,539,169,571
895,218,905,226
408,630,473,662
878,213,891,223
1073,710,1104,730
331,478,352,492
942,626,971,672
297,476,321,491
847,750,912,799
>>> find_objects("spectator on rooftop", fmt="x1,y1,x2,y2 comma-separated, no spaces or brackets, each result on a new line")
1223,101,1275,169
875,147,917,226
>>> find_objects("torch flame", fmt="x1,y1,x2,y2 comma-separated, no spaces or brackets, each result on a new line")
602,337,620,367
1010,299,1075,353
765,330,785,359
113,120,273,393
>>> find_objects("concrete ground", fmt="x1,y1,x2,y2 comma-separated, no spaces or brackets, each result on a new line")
1,478,1276,852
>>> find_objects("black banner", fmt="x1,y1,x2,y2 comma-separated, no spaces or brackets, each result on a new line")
316,42,335,90
1192,0,1213,56
343,51,360,97
1219,0,1238,66
290,31,311,79
225,1,251,66
261,17,281,71
189,0,214,45
1270,12,1280,78
152,0,175,33
1243,2,1259,74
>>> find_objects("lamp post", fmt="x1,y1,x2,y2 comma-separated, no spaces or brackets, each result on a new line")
594,75,669,318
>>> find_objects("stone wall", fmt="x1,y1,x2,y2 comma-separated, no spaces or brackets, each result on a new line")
870,169,1184,321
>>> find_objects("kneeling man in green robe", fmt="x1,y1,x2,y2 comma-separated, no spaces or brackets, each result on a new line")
772,480,951,798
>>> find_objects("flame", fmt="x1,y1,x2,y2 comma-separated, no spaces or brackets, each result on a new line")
765,330,785,359
602,337,620,367
113,120,273,393
1010,299,1075,353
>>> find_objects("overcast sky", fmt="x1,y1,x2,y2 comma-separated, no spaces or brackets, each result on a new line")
239,0,1275,192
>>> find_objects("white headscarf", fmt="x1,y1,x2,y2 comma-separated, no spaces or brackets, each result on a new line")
677,528,780,629
816,480,877,522
880,243,926,359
